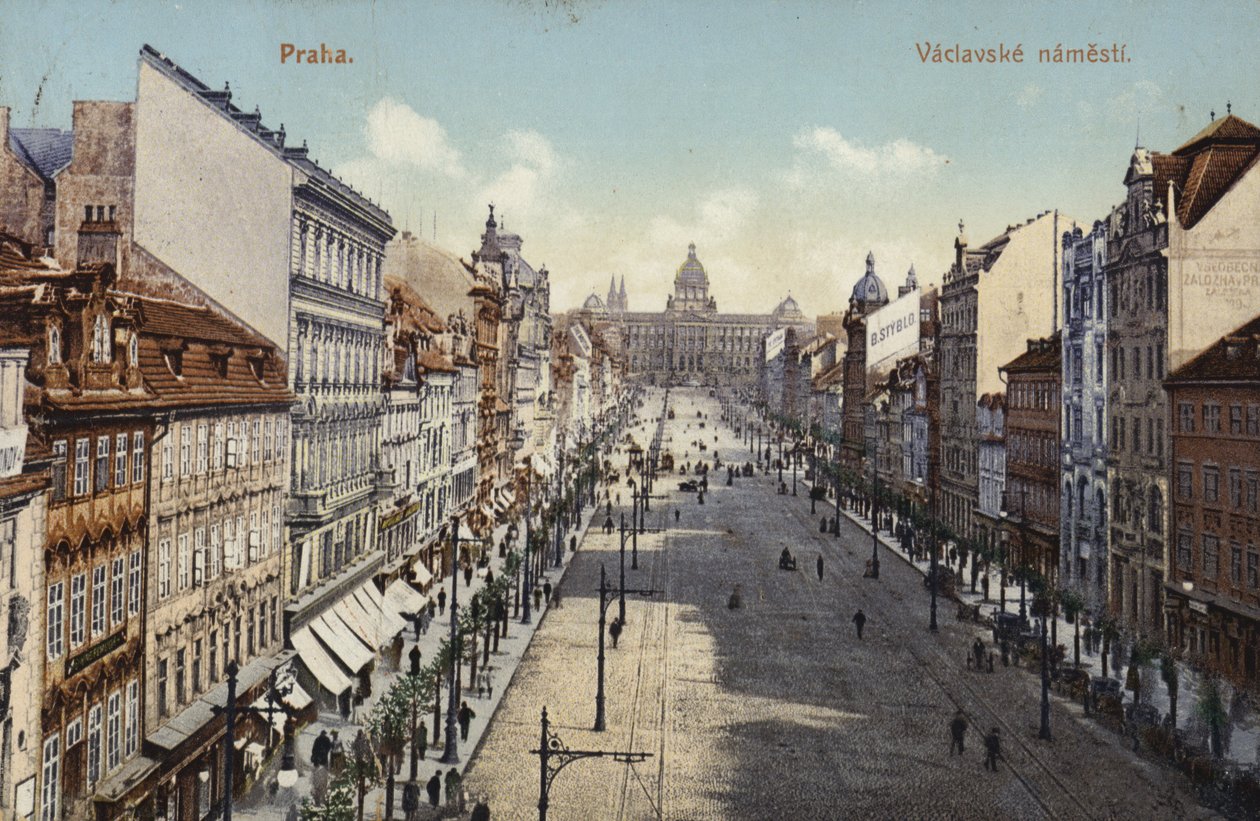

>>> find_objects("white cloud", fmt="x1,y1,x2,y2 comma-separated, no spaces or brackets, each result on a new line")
646,187,758,248
476,129,564,219
1106,80,1163,123
364,97,465,178
1015,83,1044,109
789,127,948,183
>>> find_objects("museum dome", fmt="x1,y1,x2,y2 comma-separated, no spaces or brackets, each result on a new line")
851,251,889,306
773,293,804,319
676,243,707,285
582,293,606,312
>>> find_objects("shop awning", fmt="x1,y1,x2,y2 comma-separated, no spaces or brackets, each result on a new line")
357,582,409,639
458,523,479,543
386,579,428,616
283,682,313,711
309,614,373,673
335,592,387,649
291,627,353,695
410,561,433,587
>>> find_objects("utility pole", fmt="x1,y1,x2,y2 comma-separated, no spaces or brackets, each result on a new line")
533,707,652,821
440,514,462,764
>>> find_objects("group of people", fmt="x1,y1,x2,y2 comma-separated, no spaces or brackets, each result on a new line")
398,767,488,820
948,709,1003,771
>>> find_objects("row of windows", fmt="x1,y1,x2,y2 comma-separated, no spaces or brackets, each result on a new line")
1065,340,1104,386
1008,430,1057,469
162,416,285,481
40,678,140,821
50,431,145,503
294,324,383,390
1110,414,1164,455
1110,269,1166,318
1063,279,1105,322
1175,532,1260,589
156,599,277,719
1008,379,1057,411
294,426,376,492
46,551,142,662
1065,404,1105,446
1178,401,1260,436
295,218,383,300
1112,342,1165,383
1176,462,1260,511
156,505,281,599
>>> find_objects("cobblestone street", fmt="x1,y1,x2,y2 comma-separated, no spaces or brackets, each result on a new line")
463,389,1214,821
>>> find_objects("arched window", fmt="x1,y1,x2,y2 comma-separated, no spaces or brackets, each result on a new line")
1079,480,1087,520
47,323,62,365
1065,479,1073,518
1149,486,1163,534
1097,488,1106,529
128,333,139,368
92,313,111,363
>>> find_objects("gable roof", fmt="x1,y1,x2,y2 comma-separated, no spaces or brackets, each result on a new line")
1166,312,1260,384
8,127,73,180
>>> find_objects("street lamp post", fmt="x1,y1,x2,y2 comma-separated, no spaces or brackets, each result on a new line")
917,476,938,633
867,445,881,579
213,665,297,821
440,514,462,764
1001,487,1030,621
522,481,533,626
792,443,797,496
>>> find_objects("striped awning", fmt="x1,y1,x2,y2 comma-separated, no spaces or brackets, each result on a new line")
291,627,352,694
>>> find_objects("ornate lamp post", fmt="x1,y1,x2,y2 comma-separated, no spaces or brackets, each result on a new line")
213,665,298,820
593,564,657,731
532,707,652,821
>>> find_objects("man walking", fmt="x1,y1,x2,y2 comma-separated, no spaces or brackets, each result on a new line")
458,701,476,741
437,588,447,615
852,609,866,640
816,554,824,581
973,638,985,671
426,771,442,807
310,729,331,769
444,767,462,808
610,616,623,649
984,727,1002,771
949,709,968,755
675,509,680,523
543,580,553,604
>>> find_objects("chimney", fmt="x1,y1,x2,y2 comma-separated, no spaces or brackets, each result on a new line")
77,219,121,271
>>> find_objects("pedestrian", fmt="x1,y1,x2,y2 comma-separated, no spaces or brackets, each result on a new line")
427,771,442,806
852,609,866,640
402,779,421,821
458,701,476,741
464,564,473,587
477,668,486,699
570,534,577,552
416,720,428,762
543,580,553,604
949,709,968,755
310,729,331,768
328,729,346,775
981,574,990,602
604,515,614,535
485,568,494,586
533,586,543,611
484,667,495,700
973,638,985,671
552,586,562,608
610,617,623,648
820,517,828,533
984,727,1001,771
1000,639,1010,667
445,767,462,808
816,554,824,581
470,797,491,821
675,508,680,523
438,588,447,615
428,599,437,620
286,803,301,821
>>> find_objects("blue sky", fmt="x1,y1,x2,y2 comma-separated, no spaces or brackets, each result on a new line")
3,0,1257,312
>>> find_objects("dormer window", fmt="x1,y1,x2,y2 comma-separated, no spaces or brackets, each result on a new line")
248,357,265,382
128,333,139,368
164,350,183,377
47,323,62,365
91,314,111,364
211,353,229,379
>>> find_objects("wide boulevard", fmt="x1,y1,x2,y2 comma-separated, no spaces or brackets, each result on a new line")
463,388,1208,821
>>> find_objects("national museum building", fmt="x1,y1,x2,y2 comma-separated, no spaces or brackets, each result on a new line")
579,243,813,387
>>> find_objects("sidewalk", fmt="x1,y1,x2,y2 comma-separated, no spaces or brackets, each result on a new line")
233,479,604,819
